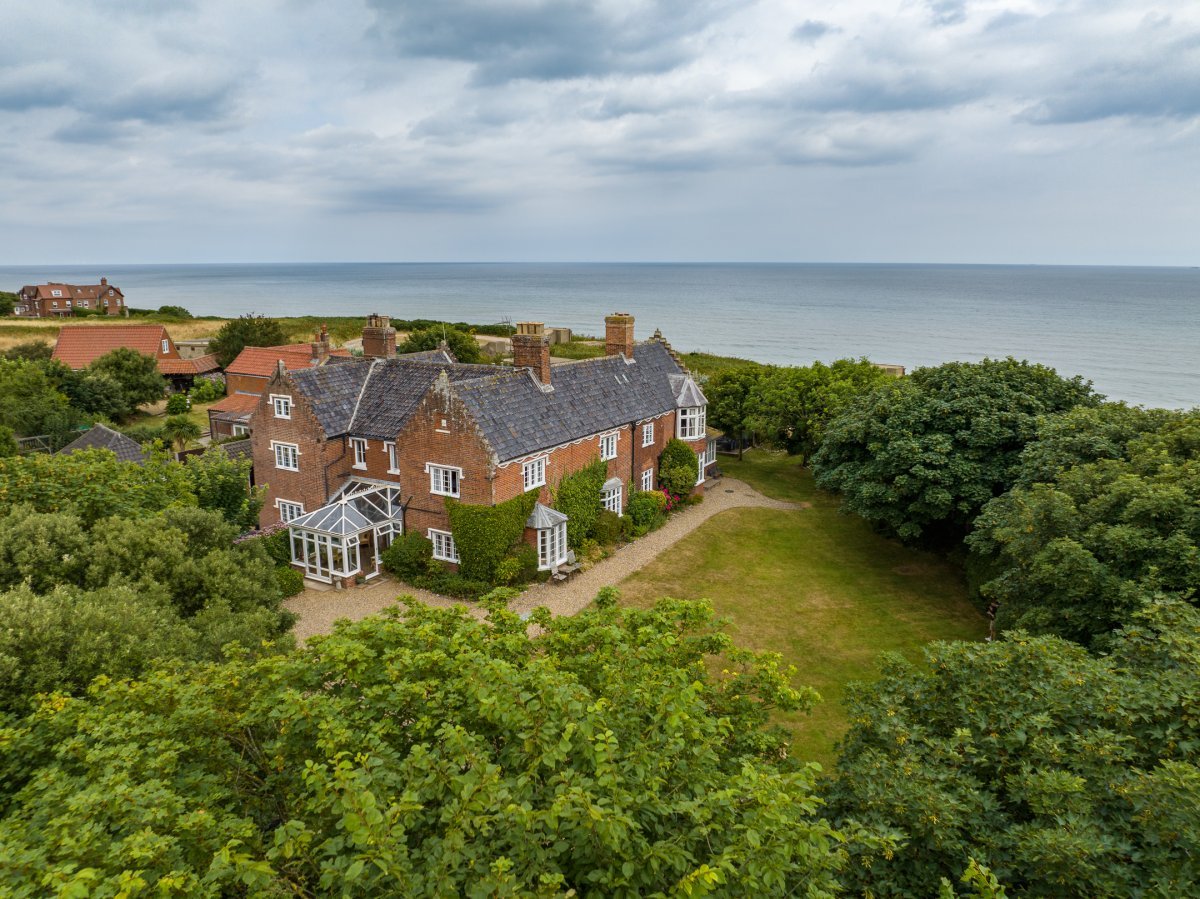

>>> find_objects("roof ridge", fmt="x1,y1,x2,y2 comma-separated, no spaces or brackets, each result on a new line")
348,358,381,430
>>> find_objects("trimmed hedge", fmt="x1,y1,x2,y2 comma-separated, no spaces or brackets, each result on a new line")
275,565,305,597
659,438,699,498
446,490,539,582
594,509,621,546
553,459,607,548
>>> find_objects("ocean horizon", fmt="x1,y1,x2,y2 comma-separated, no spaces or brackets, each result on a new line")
3,262,1197,409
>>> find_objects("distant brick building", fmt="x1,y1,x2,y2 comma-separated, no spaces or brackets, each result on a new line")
252,313,715,586
15,278,125,317
51,324,219,391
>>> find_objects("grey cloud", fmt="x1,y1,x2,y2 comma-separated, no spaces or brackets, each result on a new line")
774,130,924,167
792,71,981,113
791,20,838,44
100,76,241,126
333,182,500,213
927,0,967,27
0,69,77,111
366,0,737,85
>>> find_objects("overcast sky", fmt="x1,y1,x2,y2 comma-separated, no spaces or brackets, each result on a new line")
1,0,1197,264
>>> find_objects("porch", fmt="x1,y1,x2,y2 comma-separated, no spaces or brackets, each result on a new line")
287,482,404,585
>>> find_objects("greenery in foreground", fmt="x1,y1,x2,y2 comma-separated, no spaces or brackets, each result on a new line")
621,452,983,764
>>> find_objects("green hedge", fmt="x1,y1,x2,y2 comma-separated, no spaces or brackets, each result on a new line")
627,490,668,535
659,438,699,498
380,532,434,580
275,565,305,597
446,490,539,582
552,459,607,548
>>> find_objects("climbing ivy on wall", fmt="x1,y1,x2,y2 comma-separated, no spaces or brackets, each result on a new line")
552,459,607,548
446,490,539,582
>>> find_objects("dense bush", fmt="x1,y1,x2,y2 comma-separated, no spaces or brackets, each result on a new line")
275,565,305,597
189,376,225,404
627,489,668,535
120,422,167,445
182,447,262,530
165,393,190,415
88,347,167,417
208,314,287,369
380,532,434,580
659,437,699,498
410,570,491,600
445,490,538,582
156,304,192,318
594,508,621,545
552,459,607,547
397,326,483,363
0,595,848,896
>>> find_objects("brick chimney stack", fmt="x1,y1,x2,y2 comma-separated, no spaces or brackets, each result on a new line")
362,313,397,360
605,313,635,358
100,277,107,287
311,324,330,364
512,321,551,385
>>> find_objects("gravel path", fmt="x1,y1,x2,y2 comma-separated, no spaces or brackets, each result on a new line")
285,476,806,642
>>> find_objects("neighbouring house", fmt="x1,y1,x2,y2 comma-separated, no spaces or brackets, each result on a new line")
252,313,715,586
207,325,353,440
15,278,126,317
56,423,146,464
51,324,220,392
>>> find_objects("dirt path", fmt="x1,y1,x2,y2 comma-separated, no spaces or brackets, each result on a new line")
285,476,806,642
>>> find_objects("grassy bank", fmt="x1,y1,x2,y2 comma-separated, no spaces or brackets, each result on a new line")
618,450,983,767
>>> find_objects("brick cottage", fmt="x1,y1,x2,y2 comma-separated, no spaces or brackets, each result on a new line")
251,313,715,585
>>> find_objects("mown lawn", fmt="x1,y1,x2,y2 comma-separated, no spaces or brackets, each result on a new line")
618,450,984,767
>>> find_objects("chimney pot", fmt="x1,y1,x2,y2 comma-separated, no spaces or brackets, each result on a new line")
512,322,552,385
362,311,397,359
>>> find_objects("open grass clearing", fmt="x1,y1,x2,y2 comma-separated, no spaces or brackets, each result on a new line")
619,451,983,767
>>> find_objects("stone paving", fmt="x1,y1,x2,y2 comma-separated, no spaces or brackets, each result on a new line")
285,476,807,642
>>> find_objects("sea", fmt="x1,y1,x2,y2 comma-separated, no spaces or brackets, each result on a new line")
2,262,1196,409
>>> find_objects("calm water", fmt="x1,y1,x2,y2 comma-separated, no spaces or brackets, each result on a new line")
2,263,1197,408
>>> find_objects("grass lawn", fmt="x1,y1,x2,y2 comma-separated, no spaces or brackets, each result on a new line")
618,450,984,768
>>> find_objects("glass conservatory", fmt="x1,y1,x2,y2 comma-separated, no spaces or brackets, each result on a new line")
287,482,403,583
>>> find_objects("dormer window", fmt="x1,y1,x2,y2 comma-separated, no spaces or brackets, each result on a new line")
51,289,62,297
271,395,292,419
677,406,706,440
161,338,169,354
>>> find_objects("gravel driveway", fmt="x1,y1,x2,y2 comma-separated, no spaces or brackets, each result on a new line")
285,476,806,642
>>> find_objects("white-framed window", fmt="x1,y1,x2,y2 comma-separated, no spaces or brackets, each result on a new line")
51,289,62,297
678,406,706,440
273,441,299,471
271,395,292,419
705,440,717,466
232,423,250,436
537,521,569,570
350,437,368,469
523,456,547,490
80,300,88,308
51,301,58,308
65,300,72,307
642,422,654,447
160,338,169,354
277,499,304,523
428,529,459,563
427,463,461,497
602,483,623,514
695,451,705,486
599,431,618,461
641,468,654,492
385,441,398,473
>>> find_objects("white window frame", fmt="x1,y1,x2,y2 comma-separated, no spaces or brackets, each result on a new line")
161,338,170,354
640,468,654,492
232,423,250,436
385,441,399,474
428,529,460,563
350,437,368,470
277,499,304,523
602,483,623,515
537,521,569,570
695,451,705,486
427,463,462,498
523,456,547,491
599,431,618,461
272,441,299,471
678,406,706,440
271,394,292,420
642,422,654,447
51,289,62,297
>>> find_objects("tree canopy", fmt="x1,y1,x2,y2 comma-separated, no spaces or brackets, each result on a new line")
825,598,1200,898
207,314,287,368
0,592,862,897
398,325,483,363
811,359,1098,545
88,347,167,417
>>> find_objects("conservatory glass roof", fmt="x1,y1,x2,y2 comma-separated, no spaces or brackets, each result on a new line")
289,484,403,536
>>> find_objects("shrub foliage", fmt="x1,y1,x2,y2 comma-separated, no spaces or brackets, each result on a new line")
445,490,538,582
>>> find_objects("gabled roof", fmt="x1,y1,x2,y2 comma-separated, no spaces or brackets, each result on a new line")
57,424,145,464
225,344,352,378
159,353,220,376
29,281,123,300
52,325,170,369
527,503,568,529
209,392,261,418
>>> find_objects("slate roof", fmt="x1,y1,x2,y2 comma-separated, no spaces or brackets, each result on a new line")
452,341,698,462
57,424,145,464
52,325,171,369
219,439,253,462
289,361,374,436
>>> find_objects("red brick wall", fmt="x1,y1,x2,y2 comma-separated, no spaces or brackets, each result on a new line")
226,373,268,395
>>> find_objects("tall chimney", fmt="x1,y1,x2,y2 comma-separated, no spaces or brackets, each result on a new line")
362,313,397,360
100,277,107,287
512,321,551,385
605,313,635,358
311,323,330,365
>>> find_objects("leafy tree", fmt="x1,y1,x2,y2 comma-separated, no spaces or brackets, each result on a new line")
968,409,1200,645
812,359,1097,545
659,436,700,497
398,325,482,363
0,290,16,316
161,414,201,454
88,347,167,417
2,340,52,361
0,358,85,444
207,313,287,368
47,361,127,420
704,364,764,459
156,304,192,318
826,599,1200,898
0,426,15,458
748,359,892,458
0,593,861,896
0,506,88,593
182,447,263,530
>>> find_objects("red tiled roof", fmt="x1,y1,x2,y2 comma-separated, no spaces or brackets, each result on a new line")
52,325,171,369
226,344,351,378
159,353,220,375
208,392,262,415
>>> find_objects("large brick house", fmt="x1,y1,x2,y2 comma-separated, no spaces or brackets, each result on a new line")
52,324,220,390
16,278,125,317
207,326,352,439
252,313,715,585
